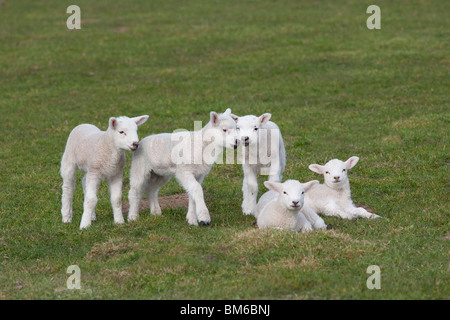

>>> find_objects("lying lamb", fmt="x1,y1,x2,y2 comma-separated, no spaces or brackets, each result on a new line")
255,179,326,232
127,108,239,226
230,113,286,216
60,115,149,229
306,156,381,219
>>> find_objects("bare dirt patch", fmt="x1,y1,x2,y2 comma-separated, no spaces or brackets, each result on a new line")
122,193,189,214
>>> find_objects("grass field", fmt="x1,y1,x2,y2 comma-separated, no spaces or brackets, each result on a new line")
0,0,448,300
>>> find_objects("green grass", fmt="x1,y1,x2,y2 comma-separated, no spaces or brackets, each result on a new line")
0,0,448,299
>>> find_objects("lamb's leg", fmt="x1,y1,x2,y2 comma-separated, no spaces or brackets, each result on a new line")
297,212,313,233
82,175,95,221
146,174,171,215
80,172,100,229
128,170,148,222
61,162,77,224
349,205,381,219
301,204,327,229
186,196,197,226
176,172,210,226
322,202,357,219
108,172,124,224
242,165,258,215
266,156,283,182
183,175,205,226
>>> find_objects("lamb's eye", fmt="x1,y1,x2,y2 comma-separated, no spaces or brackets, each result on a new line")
254,127,258,131
342,169,346,172
119,131,125,135
325,171,330,174
283,191,287,195
222,128,227,133
302,191,305,194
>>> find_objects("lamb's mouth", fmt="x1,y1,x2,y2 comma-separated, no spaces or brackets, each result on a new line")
244,142,250,147
130,146,138,151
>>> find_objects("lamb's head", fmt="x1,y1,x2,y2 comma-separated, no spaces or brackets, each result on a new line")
230,113,271,147
208,108,240,149
308,156,359,189
109,115,149,151
264,179,319,211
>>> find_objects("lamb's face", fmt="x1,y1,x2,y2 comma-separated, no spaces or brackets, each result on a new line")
110,115,149,152
279,180,306,211
264,180,305,211
308,156,359,190
209,109,240,150
220,117,240,150
232,113,271,147
322,159,349,189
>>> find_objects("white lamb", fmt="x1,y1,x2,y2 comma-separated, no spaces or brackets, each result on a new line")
127,108,239,226
230,113,286,216
60,115,149,229
255,179,325,232
306,156,381,219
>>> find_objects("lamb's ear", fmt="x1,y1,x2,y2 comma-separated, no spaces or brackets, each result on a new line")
223,108,231,116
109,117,117,130
210,111,219,126
302,180,319,192
264,181,283,193
133,115,149,126
259,113,271,125
230,113,239,123
308,164,324,174
345,156,359,170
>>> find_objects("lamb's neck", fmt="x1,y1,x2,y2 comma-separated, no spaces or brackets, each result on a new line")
201,122,214,136
329,181,351,198
103,130,125,164
200,122,222,163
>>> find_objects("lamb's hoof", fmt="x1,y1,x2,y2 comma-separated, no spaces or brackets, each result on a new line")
370,214,382,219
302,223,313,233
79,223,91,230
314,220,327,230
326,224,333,230
199,221,210,226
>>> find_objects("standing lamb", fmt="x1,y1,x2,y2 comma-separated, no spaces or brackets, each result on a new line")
255,179,325,232
230,113,286,216
60,115,149,229
306,156,381,219
127,108,239,226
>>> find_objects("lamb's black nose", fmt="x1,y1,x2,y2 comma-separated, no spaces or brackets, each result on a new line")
131,142,139,150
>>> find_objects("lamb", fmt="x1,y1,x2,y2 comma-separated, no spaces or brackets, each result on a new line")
60,115,149,229
255,179,325,232
127,108,239,226
230,113,286,216
306,156,381,219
